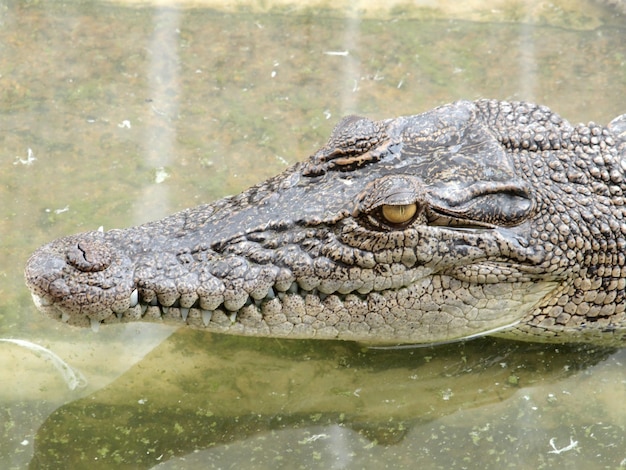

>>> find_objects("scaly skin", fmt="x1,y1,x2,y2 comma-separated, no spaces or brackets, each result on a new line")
24,100,626,345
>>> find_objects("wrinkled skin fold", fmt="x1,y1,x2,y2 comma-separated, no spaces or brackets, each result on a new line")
25,100,626,345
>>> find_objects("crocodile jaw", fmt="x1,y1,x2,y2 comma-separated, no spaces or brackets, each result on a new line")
26,273,558,344
24,225,559,343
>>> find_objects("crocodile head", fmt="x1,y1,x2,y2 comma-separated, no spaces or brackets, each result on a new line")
25,100,626,345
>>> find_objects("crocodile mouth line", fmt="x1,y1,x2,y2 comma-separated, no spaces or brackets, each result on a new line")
138,282,375,318
34,280,377,332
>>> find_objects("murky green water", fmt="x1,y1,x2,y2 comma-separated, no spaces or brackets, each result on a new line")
1,0,626,468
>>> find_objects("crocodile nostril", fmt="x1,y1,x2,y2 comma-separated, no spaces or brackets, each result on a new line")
66,239,112,272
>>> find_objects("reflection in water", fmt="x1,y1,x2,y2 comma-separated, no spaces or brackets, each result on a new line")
28,333,620,469
519,22,537,101
336,8,361,115
135,8,181,224
0,339,86,391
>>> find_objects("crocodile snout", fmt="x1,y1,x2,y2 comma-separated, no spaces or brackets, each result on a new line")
24,231,136,327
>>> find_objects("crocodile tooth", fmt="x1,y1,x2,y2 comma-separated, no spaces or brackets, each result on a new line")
229,312,237,323
140,304,148,314
149,297,158,307
97,226,104,232
287,282,298,294
180,308,189,321
61,312,71,323
90,318,100,332
130,289,139,307
265,288,275,300
32,293,53,307
162,306,169,315
202,310,213,326
116,312,123,319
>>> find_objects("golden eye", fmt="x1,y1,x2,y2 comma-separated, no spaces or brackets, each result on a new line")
380,203,418,225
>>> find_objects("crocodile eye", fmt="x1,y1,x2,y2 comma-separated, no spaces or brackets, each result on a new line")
381,203,417,225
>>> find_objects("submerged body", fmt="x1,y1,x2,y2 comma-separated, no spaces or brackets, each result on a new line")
25,100,626,345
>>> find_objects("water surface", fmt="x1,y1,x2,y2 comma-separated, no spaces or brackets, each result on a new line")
1,1,626,468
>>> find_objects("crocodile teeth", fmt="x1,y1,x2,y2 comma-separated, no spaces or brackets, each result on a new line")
90,318,100,332
181,308,189,321
129,281,365,328
32,293,53,307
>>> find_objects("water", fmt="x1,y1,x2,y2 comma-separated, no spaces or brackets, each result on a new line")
1,0,626,468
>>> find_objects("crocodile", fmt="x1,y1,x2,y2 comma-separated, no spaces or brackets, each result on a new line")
24,99,626,345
